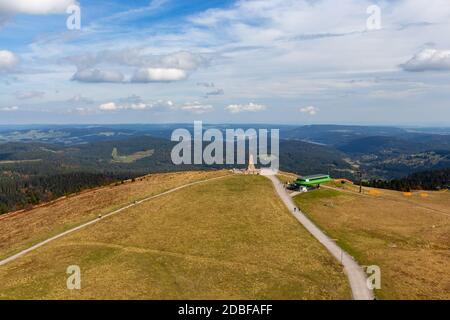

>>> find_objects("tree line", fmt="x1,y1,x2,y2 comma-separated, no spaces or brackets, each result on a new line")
363,168,450,192
0,171,137,215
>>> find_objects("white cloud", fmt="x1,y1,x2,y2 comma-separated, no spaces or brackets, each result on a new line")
131,68,187,82
99,101,149,111
225,102,266,114
160,51,207,71
300,106,319,115
178,103,213,114
66,50,205,84
152,100,176,109
67,49,207,70
98,98,211,114
7,0,450,124
128,102,148,110
98,96,173,112
401,49,450,72
99,102,119,111
0,50,19,71
0,0,77,15
72,69,125,83
1,106,19,111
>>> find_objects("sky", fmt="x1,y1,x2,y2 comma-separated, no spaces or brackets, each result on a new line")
0,0,450,125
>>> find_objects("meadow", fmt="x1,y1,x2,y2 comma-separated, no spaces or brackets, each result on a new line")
0,170,230,261
0,174,350,300
294,186,450,299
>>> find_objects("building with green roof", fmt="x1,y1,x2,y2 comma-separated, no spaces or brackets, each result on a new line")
295,174,332,187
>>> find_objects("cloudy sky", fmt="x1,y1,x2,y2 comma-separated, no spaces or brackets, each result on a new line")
0,0,450,125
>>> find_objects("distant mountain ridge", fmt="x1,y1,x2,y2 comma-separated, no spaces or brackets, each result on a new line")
1,124,450,214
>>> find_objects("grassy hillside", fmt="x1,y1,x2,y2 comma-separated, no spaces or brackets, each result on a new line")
0,171,230,261
293,185,450,300
0,174,351,300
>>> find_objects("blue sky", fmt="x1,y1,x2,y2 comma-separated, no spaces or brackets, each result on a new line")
1,0,450,125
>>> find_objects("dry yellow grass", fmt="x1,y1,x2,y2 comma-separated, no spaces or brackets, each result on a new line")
0,175,351,300
276,172,298,184
0,170,230,261
294,187,450,300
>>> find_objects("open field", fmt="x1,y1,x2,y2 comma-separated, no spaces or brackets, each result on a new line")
0,159,42,165
324,181,450,216
111,147,154,163
276,172,298,184
0,170,230,261
0,175,351,300
293,187,450,299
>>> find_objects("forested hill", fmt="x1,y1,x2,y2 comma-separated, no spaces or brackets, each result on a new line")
364,168,450,191
0,172,137,214
0,135,352,214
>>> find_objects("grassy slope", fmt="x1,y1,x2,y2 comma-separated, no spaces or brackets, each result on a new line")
111,148,155,163
0,175,350,300
0,170,230,261
294,187,450,300
276,172,298,184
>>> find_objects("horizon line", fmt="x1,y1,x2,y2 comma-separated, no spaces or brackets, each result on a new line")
1,122,450,128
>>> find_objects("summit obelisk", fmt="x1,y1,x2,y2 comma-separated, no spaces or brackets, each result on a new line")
246,154,258,174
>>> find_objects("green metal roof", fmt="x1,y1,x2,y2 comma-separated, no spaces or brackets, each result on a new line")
295,174,331,186
297,174,330,181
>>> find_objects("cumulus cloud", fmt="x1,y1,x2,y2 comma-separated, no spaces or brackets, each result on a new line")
401,49,450,72
99,101,149,111
15,90,45,100
68,49,206,70
9,0,450,124
131,68,187,82
300,106,319,115
225,103,266,114
0,0,77,15
99,102,119,111
177,103,213,114
98,96,174,112
67,49,150,70
66,49,206,83
0,50,19,71
1,106,19,111
160,51,207,71
98,97,211,114
72,68,125,83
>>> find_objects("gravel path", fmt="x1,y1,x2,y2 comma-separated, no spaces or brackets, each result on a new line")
263,173,374,300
